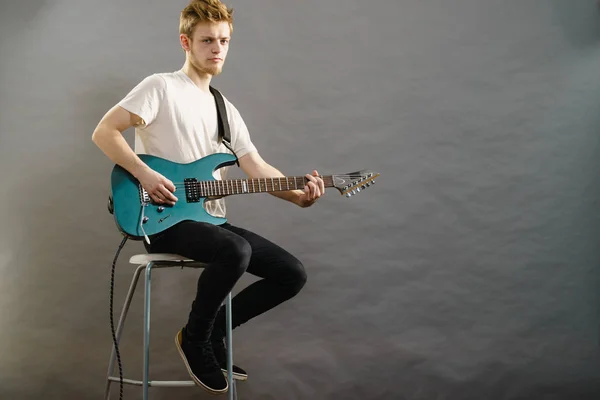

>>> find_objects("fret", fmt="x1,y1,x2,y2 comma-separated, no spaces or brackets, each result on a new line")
252,179,256,193
242,180,248,193
271,177,274,191
258,179,261,192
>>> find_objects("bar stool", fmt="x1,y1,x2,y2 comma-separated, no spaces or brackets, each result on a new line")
104,253,238,400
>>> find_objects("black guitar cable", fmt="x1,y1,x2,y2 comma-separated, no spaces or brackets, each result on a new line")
110,235,129,400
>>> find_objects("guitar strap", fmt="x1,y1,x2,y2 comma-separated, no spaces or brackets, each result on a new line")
209,86,240,167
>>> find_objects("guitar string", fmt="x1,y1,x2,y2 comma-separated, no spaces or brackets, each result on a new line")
162,175,375,185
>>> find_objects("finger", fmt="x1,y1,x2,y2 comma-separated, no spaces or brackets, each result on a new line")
305,174,319,197
311,170,324,192
153,188,172,205
316,176,325,195
158,185,178,203
303,185,314,201
307,181,319,199
152,193,164,203
164,179,176,193
164,189,178,202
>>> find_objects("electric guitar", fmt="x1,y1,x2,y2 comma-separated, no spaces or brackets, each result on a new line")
110,153,379,241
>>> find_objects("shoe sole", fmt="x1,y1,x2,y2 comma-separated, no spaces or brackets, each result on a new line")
175,330,229,395
221,367,248,381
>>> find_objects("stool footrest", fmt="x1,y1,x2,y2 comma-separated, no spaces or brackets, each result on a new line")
108,376,196,387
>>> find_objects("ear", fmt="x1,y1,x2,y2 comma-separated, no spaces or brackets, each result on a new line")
180,34,191,52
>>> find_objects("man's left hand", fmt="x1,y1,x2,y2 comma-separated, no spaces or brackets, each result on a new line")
297,170,325,208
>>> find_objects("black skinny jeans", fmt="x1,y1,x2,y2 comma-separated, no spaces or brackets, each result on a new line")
144,220,307,340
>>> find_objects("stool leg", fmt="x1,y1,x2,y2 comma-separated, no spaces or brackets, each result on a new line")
105,264,146,400
143,261,154,400
226,292,237,400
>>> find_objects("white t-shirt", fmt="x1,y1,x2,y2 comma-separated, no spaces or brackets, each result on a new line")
117,69,257,218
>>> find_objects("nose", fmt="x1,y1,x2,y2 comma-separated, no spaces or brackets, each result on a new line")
212,43,224,54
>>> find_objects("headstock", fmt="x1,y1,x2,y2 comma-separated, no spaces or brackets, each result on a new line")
332,170,380,198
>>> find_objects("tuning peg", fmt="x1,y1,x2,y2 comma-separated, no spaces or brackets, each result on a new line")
346,193,352,198
356,187,361,192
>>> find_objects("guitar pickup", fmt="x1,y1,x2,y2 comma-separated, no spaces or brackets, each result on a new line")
184,178,201,203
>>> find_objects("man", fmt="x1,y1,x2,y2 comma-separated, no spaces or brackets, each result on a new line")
92,0,324,394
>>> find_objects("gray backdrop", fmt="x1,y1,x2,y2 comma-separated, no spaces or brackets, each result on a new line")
0,0,599,399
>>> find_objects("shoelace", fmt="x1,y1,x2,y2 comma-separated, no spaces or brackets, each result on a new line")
187,340,221,370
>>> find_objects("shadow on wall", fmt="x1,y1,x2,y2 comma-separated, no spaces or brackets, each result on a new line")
0,0,51,49
0,0,48,25
550,0,600,48
0,74,154,399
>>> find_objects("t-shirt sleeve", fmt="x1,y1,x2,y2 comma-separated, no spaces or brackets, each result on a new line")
117,74,166,128
226,101,258,159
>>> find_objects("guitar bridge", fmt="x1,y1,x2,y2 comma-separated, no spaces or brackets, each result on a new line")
139,185,150,205
185,178,201,203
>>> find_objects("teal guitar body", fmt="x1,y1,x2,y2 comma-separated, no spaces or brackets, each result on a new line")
110,153,237,240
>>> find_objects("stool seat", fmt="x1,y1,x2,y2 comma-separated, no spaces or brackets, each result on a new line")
129,253,203,264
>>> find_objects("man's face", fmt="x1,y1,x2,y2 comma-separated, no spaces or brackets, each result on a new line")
182,21,231,76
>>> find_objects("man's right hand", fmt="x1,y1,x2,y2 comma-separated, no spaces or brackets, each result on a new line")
136,168,178,206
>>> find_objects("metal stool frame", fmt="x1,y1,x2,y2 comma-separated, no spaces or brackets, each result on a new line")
104,254,238,400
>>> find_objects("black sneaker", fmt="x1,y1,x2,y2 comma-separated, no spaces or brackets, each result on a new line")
175,329,228,394
211,336,248,381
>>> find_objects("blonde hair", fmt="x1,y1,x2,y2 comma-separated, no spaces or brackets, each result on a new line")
179,0,234,38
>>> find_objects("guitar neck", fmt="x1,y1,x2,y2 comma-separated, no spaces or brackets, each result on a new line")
186,176,335,197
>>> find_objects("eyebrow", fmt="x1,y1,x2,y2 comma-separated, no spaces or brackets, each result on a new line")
198,36,230,40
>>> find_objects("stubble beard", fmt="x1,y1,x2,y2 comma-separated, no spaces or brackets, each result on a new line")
190,54,223,77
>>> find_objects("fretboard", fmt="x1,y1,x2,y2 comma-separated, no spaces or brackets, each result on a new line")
185,176,335,198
